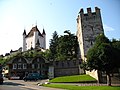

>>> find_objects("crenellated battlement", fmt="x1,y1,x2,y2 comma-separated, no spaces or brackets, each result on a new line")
77,7,102,23
79,7,100,16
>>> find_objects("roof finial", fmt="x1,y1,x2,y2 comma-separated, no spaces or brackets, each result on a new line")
35,20,37,26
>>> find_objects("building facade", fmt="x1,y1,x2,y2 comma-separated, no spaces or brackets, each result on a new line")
23,25,46,51
76,7,104,61
7,56,48,79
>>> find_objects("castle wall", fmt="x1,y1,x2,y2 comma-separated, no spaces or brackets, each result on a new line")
86,70,99,80
53,60,81,77
77,7,104,82
77,7,104,60
26,37,33,50
23,35,26,51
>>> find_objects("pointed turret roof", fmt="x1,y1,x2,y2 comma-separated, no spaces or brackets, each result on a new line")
23,29,26,35
42,28,46,35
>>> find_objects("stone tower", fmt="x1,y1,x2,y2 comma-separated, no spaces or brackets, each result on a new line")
76,7,104,61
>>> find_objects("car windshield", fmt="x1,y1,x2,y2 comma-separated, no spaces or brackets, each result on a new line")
28,73,40,77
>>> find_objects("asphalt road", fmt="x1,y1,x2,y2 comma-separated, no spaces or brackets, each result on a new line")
0,78,63,90
0,81,35,90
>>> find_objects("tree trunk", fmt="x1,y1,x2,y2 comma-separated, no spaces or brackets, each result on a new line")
97,71,102,83
107,73,111,86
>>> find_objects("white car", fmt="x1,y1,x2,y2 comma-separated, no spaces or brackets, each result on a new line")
9,76,20,80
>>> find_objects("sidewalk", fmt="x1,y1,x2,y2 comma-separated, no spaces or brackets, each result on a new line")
21,84,64,90
51,82,120,86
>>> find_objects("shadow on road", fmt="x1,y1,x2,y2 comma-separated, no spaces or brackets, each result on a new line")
0,81,24,86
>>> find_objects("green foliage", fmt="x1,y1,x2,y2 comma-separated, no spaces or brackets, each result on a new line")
1,49,49,66
41,49,51,61
111,39,120,67
49,31,59,60
43,84,120,90
87,43,117,72
0,57,5,65
111,39,120,51
49,30,79,61
85,34,120,86
95,34,110,46
86,34,120,72
49,75,97,83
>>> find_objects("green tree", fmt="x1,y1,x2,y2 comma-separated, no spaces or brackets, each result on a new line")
41,49,51,61
56,30,78,60
49,31,59,61
111,39,120,50
111,39,120,68
86,34,119,86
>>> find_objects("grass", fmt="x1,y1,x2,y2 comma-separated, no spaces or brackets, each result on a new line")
43,84,120,90
49,74,97,83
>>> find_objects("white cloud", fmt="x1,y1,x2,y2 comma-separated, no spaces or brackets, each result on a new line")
103,24,115,32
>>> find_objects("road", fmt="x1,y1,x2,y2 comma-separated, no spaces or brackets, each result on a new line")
0,78,63,90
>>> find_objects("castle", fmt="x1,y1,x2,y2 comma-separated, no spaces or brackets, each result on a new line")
77,7,104,61
6,7,119,83
23,25,46,51
77,7,104,81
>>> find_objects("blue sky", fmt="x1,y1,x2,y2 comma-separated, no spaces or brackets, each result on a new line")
0,0,120,55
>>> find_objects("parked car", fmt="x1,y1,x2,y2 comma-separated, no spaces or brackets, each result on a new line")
9,76,20,80
23,73,42,81
0,64,3,84
0,74,3,84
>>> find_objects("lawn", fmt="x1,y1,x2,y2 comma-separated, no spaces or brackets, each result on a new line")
43,84,120,90
49,74,97,83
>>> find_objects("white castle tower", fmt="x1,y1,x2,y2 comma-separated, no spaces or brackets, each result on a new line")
23,25,46,51
76,7,104,61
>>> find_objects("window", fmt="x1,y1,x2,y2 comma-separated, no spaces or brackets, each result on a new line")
37,58,39,62
23,63,27,69
39,64,41,68
37,64,40,69
13,64,17,69
34,63,38,69
32,64,34,69
18,63,22,69
90,41,93,45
